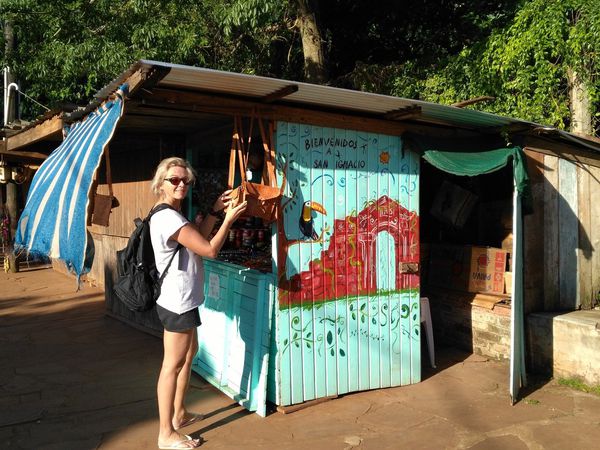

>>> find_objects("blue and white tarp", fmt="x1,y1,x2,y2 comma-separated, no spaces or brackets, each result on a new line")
15,85,127,278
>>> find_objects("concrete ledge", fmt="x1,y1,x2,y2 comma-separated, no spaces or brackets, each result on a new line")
528,310,600,385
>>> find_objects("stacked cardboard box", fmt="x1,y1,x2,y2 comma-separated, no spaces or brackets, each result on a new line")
467,246,507,294
428,244,508,295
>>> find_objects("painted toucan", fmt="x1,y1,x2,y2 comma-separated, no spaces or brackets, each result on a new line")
299,201,327,240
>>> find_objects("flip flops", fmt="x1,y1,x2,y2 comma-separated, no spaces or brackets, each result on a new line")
174,413,205,430
158,434,201,449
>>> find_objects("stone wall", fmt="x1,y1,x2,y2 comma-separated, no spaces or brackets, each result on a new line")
426,288,512,360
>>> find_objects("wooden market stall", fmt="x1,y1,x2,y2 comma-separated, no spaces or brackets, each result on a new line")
8,60,600,412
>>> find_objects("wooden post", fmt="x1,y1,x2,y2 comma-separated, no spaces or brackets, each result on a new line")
4,20,19,272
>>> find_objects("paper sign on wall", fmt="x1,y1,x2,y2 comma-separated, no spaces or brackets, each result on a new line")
208,273,220,299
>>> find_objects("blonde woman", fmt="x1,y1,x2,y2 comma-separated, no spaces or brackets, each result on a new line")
150,157,246,449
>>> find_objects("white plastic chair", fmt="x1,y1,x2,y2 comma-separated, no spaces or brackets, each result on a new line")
420,297,436,368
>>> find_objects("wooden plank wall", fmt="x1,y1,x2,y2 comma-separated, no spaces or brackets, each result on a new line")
82,133,185,333
523,150,545,314
558,159,579,307
85,132,186,287
539,153,600,311
86,179,156,286
578,164,600,309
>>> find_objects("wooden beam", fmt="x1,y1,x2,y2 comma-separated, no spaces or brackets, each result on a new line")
123,69,145,97
452,96,495,108
523,136,600,169
129,65,171,97
0,147,48,161
578,162,593,309
126,101,224,121
6,115,63,151
384,105,422,121
261,84,299,103
139,88,408,136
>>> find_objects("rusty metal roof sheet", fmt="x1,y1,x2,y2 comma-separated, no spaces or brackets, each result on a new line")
7,59,600,157
141,60,517,130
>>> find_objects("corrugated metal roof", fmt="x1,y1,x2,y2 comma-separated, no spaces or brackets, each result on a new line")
7,59,600,157
142,59,518,130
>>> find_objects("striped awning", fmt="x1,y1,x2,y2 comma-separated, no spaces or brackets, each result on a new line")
15,85,127,278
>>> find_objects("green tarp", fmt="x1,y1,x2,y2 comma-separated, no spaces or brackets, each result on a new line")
423,146,528,404
423,146,531,213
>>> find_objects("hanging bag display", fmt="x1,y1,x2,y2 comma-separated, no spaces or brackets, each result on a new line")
91,146,119,226
228,114,284,224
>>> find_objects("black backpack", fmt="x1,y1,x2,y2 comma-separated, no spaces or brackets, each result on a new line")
114,203,182,312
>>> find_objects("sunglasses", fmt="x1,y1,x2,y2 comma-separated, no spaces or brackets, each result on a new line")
164,177,194,186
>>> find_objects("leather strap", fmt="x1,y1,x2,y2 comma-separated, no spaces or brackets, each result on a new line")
147,203,182,284
104,145,114,197
227,113,285,192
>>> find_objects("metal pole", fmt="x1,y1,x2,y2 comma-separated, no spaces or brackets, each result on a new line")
4,20,17,125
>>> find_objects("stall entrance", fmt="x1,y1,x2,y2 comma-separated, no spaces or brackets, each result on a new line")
419,147,528,402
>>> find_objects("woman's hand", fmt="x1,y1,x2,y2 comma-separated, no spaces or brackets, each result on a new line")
224,200,247,225
212,189,234,213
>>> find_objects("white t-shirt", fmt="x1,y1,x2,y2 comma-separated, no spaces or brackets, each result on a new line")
150,208,204,314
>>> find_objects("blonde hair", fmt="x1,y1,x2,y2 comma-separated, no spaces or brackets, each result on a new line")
151,157,197,196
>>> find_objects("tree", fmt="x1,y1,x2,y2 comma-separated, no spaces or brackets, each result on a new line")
294,0,327,83
319,0,521,89
219,0,328,83
1,0,227,117
387,0,600,135
0,0,332,122
3,0,599,136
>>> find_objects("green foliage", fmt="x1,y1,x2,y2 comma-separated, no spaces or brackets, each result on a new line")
212,0,301,78
2,0,599,135
386,0,600,133
0,0,301,119
558,377,600,396
321,0,521,87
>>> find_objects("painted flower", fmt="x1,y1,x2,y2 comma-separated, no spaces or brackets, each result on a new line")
379,151,390,164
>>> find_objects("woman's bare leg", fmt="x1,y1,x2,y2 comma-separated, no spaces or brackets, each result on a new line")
157,329,199,448
173,328,199,427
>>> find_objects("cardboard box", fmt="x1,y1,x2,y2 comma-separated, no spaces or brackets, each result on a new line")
504,271,513,295
467,246,507,295
428,244,507,295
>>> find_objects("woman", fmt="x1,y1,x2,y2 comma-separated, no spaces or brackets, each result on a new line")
150,157,247,449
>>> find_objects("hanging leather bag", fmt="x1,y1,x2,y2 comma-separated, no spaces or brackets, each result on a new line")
91,146,119,226
228,114,284,224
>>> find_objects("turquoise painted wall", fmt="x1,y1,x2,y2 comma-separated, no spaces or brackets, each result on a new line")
270,122,421,406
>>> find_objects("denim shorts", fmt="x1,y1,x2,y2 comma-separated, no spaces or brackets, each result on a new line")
156,304,201,332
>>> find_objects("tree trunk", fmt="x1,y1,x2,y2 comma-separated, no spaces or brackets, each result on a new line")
567,68,593,136
294,0,328,84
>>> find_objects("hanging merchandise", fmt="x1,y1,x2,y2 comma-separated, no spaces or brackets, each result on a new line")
91,145,119,226
0,158,11,184
228,114,285,224
10,166,27,184
430,180,478,229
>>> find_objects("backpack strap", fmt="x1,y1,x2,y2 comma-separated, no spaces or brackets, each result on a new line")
157,242,182,285
146,202,175,220
147,203,183,283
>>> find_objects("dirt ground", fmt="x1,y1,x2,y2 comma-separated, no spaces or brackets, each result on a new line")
2,266,600,450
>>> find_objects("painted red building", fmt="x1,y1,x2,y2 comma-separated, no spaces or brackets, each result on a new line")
282,195,419,307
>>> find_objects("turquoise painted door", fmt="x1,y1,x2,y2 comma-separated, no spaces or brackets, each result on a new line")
193,260,275,416
270,122,421,406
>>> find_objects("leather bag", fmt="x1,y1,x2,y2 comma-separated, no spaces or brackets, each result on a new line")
91,146,119,226
228,114,284,224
